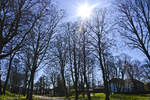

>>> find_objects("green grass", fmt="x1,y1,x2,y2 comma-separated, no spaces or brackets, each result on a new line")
0,90,40,100
0,95,40,100
55,93,150,100
0,90,16,100
2,91,148,100
55,96,66,99
91,93,150,100
110,93,150,100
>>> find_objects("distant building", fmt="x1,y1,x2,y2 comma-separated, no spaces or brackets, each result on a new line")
93,86,105,93
109,60,145,93
109,78,145,93
109,78,125,93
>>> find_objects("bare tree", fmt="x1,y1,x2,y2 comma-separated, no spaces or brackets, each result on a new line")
80,24,93,100
9,57,24,94
65,22,80,100
3,51,16,95
23,4,64,99
45,62,59,96
73,29,79,100
50,33,69,97
142,60,150,82
87,9,114,100
116,0,150,61
0,0,45,59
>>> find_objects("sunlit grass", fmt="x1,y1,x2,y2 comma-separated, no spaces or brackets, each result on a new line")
0,90,40,100
110,93,150,100
2,91,150,100
54,93,150,100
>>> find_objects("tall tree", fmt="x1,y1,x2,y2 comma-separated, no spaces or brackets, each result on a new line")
24,3,64,99
44,62,59,96
117,0,150,61
3,51,16,95
0,0,44,59
80,23,92,100
50,33,69,97
65,22,79,100
88,9,114,100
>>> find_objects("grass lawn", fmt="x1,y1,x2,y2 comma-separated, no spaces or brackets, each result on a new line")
91,93,150,100
1,91,150,100
110,93,150,100
0,95,40,100
56,93,150,100
0,90,40,100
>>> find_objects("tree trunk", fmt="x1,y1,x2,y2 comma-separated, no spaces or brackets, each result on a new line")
105,92,110,100
0,45,3,58
82,31,91,100
74,41,79,100
0,72,2,96
80,74,85,98
27,70,35,100
23,69,28,96
61,67,68,97
101,65,110,100
105,80,110,100
26,80,30,99
84,73,91,100
3,54,14,95
97,35,110,100
29,72,35,100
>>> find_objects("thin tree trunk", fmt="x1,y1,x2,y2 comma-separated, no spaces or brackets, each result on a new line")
105,92,110,100
0,45,3,58
80,73,85,98
23,69,28,96
61,66,68,98
3,54,14,95
0,63,2,96
28,70,35,100
82,30,91,100
0,74,1,96
83,72,91,100
97,33,110,100
26,80,30,99
74,41,79,100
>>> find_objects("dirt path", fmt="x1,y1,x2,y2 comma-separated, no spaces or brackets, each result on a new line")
34,95,65,100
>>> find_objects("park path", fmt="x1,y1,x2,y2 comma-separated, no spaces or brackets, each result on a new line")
34,95,65,100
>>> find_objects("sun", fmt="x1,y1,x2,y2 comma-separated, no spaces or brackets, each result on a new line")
77,3,97,20
77,3,92,19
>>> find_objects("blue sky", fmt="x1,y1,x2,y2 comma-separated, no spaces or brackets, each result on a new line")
54,0,146,62
55,0,112,21
35,0,147,82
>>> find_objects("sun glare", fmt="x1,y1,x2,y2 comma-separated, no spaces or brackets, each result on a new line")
77,3,97,20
